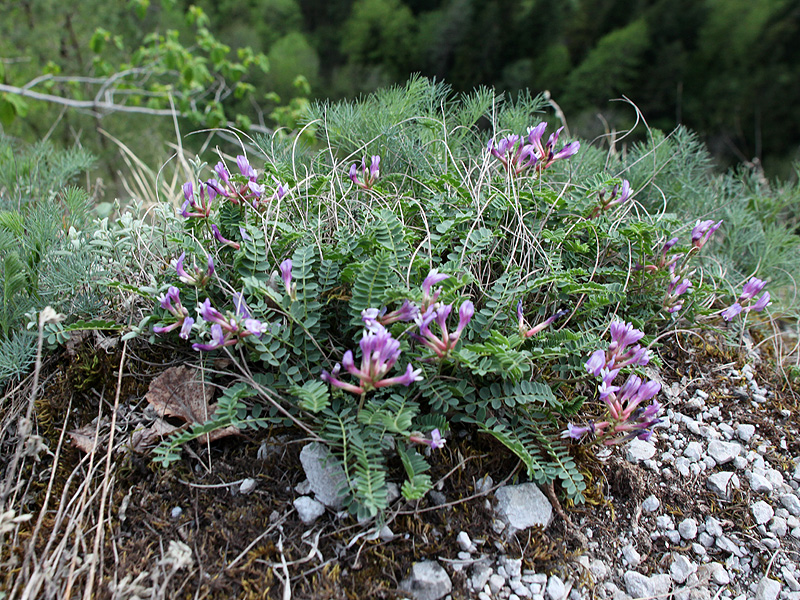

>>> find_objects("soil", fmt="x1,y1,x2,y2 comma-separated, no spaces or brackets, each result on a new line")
1,330,798,599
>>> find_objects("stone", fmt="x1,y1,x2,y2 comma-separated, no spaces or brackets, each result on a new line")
546,575,567,600
399,561,453,600
780,493,800,516
299,443,347,508
475,474,494,494
684,441,704,462
293,496,325,524
470,564,492,591
500,557,523,579
623,571,671,598
170,506,183,518
749,472,774,494
656,515,675,530
589,559,609,581
670,554,697,584
379,525,395,541
239,478,257,494
765,468,785,488
754,577,781,600
736,424,756,442
642,495,661,513
705,562,730,585
751,500,774,525
678,518,698,540
626,439,656,463
707,440,741,465
769,516,788,537
489,573,506,593
707,471,736,499
622,544,641,566
495,483,553,531
457,531,474,553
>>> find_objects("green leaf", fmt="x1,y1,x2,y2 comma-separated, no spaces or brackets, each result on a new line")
349,251,393,319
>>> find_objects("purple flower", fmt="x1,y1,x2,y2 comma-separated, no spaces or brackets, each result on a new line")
739,277,767,301
279,259,293,297
237,155,256,180
182,182,193,203
214,161,230,185
720,302,743,321
244,318,266,337
672,278,692,296
749,291,771,312
691,219,723,249
349,155,382,189
429,428,446,449
414,301,472,358
212,224,241,250
192,323,228,351
608,320,645,354
176,252,214,286
585,349,607,376
179,317,195,340
421,269,449,307
520,307,569,338
564,423,594,440
159,286,181,312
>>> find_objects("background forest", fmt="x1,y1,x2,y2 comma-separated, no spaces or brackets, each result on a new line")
1,0,799,181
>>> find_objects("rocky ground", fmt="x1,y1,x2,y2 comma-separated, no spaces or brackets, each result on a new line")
2,332,799,599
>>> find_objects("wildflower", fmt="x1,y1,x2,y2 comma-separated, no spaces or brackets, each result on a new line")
691,219,723,249
517,302,569,338
409,428,446,449
214,161,230,185
321,324,422,394
191,295,266,351
279,259,295,299
175,252,214,287
180,181,214,219
237,155,257,180
211,225,241,250
421,269,449,309
664,277,692,314
349,155,381,189
720,278,771,321
590,180,633,218
527,123,580,170
153,286,193,336
414,300,474,358
361,300,420,332
487,134,537,175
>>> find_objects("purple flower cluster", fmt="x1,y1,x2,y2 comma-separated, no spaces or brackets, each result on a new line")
181,155,287,218
487,123,580,176
349,156,381,190
153,287,194,340
176,252,214,287
321,323,422,395
589,180,633,218
408,428,446,450
517,302,569,338
691,219,723,250
414,300,475,359
566,321,661,445
720,277,771,321
191,294,267,351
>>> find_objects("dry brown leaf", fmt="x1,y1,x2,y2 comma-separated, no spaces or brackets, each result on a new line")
145,366,216,424
68,419,108,454
129,419,180,453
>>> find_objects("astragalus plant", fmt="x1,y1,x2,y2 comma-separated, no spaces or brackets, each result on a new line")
124,77,783,520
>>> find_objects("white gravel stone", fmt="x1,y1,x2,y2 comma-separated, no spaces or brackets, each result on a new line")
705,516,724,537
780,493,800,516
293,496,326,524
500,557,523,579
546,575,567,600
675,457,692,477
765,468,785,488
489,573,506,593
623,572,671,598
656,515,675,530
684,441,704,462
626,439,656,463
754,577,782,600
622,544,641,566
783,569,800,592
400,561,453,600
470,564,492,591
749,471,774,493
707,440,741,465
770,516,788,537
752,500,775,524
642,495,661,513
457,531,474,553
495,483,553,531
706,562,730,585
670,554,697,584
239,478,257,494
678,518,698,540
707,471,737,499
299,443,347,508
736,424,756,442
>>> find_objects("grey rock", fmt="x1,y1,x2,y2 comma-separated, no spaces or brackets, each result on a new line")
239,478,257,495
698,532,715,548
623,571,671,598
705,562,730,585
792,526,800,539
457,531,474,553
665,530,682,544
170,506,183,519
299,443,347,508
379,525,395,541
622,544,641,566
656,515,675,530
546,575,567,600
475,474,494,494
715,534,744,556
684,441,704,462
754,577,781,600
736,424,756,442
589,559,609,581
293,496,325,524
780,493,800,516
489,573,505,593
707,440,741,465
387,482,401,504
670,554,697,584
500,557,523,579
295,479,312,495
470,564,492,591
783,569,800,592
399,561,453,600
706,516,724,537
675,457,692,477
495,483,553,531
678,518,698,540
765,468,785,488
642,495,661,513
707,471,737,499
626,439,656,463
769,516,788,537
749,472,774,494
751,500,774,524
